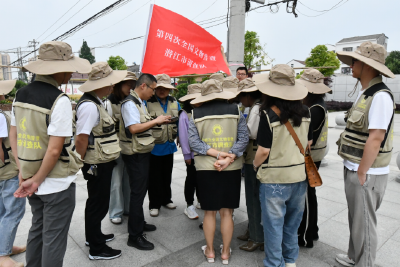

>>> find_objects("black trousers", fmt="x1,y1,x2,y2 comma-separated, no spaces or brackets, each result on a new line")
298,161,321,248
122,153,151,239
148,154,174,209
83,161,115,253
184,161,198,206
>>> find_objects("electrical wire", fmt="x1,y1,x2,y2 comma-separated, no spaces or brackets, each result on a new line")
296,0,349,17
93,36,145,48
192,0,219,20
298,0,345,12
195,14,226,24
204,20,228,29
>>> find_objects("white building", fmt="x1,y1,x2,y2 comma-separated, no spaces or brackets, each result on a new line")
286,59,306,76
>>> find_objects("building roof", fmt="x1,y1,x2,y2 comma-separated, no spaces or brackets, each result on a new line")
294,60,306,65
337,33,388,44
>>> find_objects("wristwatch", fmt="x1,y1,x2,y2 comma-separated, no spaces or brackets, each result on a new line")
253,161,259,172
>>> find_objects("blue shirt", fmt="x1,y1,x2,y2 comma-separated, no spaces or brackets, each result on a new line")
145,96,181,156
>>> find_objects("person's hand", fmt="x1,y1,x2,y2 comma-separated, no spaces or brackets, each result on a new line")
227,153,236,163
185,159,192,166
14,178,40,198
357,171,367,186
176,136,181,148
18,172,24,186
214,157,232,172
155,115,171,125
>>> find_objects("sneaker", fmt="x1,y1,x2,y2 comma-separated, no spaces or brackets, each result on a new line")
85,234,114,246
285,263,296,267
127,234,154,250
143,222,157,232
0,256,24,267
196,202,201,209
89,245,122,260
110,217,122,224
184,205,199,219
150,209,159,217
335,254,355,266
164,203,177,209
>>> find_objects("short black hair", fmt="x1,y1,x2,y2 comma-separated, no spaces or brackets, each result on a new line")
236,67,248,75
136,73,157,88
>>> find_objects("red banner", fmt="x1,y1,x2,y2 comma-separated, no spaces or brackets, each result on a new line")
141,4,230,76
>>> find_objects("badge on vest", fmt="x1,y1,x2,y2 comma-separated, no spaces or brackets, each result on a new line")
170,103,178,109
212,124,223,136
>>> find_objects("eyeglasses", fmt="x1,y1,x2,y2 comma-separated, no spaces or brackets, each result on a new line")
146,84,156,92
236,73,247,77
352,58,359,66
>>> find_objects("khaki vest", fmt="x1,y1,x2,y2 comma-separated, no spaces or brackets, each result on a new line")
310,102,328,162
119,91,155,155
337,81,394,168
107,93,122,138
193,101,244,171
14,80,83,179
244,101,261,164
0,110,19,181
257,109,310,184
75,93,121,164
147,96,179,144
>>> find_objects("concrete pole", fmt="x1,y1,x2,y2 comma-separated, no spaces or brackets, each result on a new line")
227,0,246,76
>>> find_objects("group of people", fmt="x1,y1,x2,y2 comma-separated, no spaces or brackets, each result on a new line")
0,39,395,267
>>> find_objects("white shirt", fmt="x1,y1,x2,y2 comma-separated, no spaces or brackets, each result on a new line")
121,97,146,127
76,96,104,135
0,113,7,138
343,88,393,175
104,99,113,117
247,104,260,140
11,96,76,195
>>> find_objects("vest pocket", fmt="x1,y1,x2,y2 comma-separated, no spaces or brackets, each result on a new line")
169,124,177,141
132,134,155,153
68,149,84,175
97,139,121,161
152,126,163,141
348,110,365,129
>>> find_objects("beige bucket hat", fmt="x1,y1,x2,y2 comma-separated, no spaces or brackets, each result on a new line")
209,73,225,83
222,76,239,93
336,41,395,78
155,74,176,90
0,80,17,95
191,79,236,105
234,78,259,97
179,83,203,102
22,41,91,75
253,64,308,101
79,62,127,93
296,68,332,94
123,71,137,81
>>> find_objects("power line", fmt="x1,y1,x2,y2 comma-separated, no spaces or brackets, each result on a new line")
298,0,345,12
204,20,229,29
93,36,145,49
296,0,349,17
192,0,220,20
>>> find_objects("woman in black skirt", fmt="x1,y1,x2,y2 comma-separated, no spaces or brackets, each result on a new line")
188,79,248,264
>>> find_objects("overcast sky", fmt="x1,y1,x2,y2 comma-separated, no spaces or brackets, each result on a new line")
2,0,399,78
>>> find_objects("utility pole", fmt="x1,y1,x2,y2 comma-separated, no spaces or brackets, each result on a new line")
28,39,39,61
227,0,246,75
17,47,24,81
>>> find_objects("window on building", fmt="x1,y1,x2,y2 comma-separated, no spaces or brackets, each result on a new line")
343,47,353,51
291,64,294,67
341,67,352,75
256,65,261,71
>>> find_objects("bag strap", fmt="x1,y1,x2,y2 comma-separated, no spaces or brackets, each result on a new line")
270,106,305,156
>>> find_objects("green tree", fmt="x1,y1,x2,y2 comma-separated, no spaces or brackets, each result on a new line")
303,45,340,77
244,31,272,69
107,55,128,70
79,40,95,64
386,51,400,74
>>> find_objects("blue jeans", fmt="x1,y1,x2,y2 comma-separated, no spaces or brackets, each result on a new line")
259,180,307,267
0,175,26,256
109,155,130,219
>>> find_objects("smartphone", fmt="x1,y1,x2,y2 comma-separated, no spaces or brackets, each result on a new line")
168,117,179,123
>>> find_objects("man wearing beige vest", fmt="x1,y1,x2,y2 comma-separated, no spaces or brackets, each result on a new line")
335,42,395,267
12,41,91,267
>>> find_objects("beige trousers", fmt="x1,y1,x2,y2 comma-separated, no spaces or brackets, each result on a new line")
344,167,388,267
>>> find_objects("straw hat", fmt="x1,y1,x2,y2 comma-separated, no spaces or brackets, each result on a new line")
123,71,137,81
209,73,225,83
155,74,176,90
79,62,127,93
296,68,332,94
233,78,259,97
179,83,203,102
222,76,239,93
0,80,17,95
253,64,308,101
336,41,395,78
22,41,91,75
191,79,236,105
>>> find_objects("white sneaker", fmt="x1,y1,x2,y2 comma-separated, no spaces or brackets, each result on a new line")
196,202,201,209
164,203,177,210
335,254,355,266
150,209,159,217
285,263,296,267
184,205,199,219
110,218,122,224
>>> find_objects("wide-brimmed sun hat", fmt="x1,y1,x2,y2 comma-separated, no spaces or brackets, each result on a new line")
209,73,225,83
0,80,17,95
179,83,203,102
233,78,259,97
155,74,176,90
79,62,127,93
22,41,91,75
336,41,395,78
253,64,308,101
191,79,236,105
222,76,239,93
296,68,332,94
122,71,137,81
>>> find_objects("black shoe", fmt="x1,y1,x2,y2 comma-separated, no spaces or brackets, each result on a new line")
89,245,122,260
127,234,154,250
85,234,115,246
199,222,203,230
144,222,157,232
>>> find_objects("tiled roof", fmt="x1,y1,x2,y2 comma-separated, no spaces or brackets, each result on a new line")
337,34,387,44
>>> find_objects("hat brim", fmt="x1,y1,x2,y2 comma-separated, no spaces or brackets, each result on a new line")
296,79,332,94
179,93,201,102
156,84,177,90
79,70,128,92
0,80,17,95
233,86,259,97
336,51,395,78
253,74,308,101
22,57,92,75
190,91,236,105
